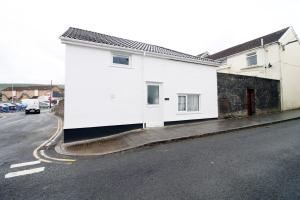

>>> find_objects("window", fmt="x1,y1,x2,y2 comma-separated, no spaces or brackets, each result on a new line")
113,55,129,65
147,85,159,104
187,94,199,111
246,52,257,66
178,94,200,112
178,95,186,111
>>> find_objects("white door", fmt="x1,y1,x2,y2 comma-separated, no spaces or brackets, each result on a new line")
145,82,164,127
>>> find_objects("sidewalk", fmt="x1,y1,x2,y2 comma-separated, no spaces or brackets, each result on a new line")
57,109,300,156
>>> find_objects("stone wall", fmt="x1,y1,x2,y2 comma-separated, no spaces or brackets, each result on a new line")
218,72,280,118
54,99,64,119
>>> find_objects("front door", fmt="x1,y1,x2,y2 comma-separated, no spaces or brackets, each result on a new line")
145,82,164,128
246,88,255,116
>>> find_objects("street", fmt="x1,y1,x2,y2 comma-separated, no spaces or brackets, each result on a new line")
1,112,300,199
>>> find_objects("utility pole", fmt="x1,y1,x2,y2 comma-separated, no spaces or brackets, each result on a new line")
50,80,52,109
11,83,14,103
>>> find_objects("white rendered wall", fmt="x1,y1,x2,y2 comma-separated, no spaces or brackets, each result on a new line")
65,45,143,129
218,44,281,80
64,44,218,129
279,28,300,110
143,56,218,122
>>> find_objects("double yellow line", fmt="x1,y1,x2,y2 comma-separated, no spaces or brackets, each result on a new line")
33,116,76,164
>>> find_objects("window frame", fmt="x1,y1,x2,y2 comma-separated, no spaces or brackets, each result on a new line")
147,85,160,105
246,52,257,66
177,93,201,113
111,53,131,68
178,95,187,111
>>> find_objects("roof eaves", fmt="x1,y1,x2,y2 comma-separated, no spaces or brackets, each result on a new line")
214,41,280,61
208,27,289,60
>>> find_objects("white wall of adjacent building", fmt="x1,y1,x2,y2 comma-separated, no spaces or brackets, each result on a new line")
279,28,300,110
218,27,300,111
64,44,218,130
218,42,281,80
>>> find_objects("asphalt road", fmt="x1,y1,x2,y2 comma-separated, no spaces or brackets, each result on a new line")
1,112,300,200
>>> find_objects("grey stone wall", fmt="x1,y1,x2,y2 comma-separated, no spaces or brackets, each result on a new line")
54,99,64,119
218,73,280,118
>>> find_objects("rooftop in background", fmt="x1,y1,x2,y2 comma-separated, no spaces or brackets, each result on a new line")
206,27,290,60
1,85,64,91
60,27,220,66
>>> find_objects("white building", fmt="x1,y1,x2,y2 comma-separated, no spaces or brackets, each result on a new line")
60,27,219,142
206,27,300,111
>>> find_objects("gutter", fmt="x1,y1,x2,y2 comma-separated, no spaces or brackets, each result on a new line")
60,37,221,67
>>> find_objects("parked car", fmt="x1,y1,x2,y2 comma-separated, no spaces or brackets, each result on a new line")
4,103,17,112
15,103,26,111
25,99,40,114
39,101,50,109
0,103,9,113
39,101,55,109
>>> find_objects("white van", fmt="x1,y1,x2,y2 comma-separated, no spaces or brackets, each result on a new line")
23,99,40,114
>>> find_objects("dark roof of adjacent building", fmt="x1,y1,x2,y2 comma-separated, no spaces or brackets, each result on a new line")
60,27,220,66
207,27,289,60
2,85,61,91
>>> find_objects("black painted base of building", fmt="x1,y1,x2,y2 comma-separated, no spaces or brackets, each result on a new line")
218,72,280,118
165,118,217,126
64,123,143,143
64,118,218,143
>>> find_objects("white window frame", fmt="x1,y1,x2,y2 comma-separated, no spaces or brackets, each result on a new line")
177,93,201,114
147,84,160,105
246,52,257,66
111,53,132,68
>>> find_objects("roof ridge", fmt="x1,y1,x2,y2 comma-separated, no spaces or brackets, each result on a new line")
67,27,201,58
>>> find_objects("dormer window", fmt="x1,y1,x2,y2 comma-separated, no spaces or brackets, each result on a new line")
246,52,257,66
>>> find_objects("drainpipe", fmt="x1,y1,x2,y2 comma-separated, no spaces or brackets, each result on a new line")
276,42,284,111
261,38,267,77
142,51,146,129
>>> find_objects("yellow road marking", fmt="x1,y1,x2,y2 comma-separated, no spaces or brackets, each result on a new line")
40,150,76,163
33,116,76,163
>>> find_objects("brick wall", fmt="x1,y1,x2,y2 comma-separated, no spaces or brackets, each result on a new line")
218,73,280,118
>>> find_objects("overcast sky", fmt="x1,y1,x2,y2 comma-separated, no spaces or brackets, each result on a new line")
1,0,299,84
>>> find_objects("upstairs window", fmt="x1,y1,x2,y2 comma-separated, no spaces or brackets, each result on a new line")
113,54,129,65
246,52,257,66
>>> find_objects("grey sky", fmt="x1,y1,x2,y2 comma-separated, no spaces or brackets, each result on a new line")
1,0,299,84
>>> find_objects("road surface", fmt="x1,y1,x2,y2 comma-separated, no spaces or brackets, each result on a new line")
1,112,300,199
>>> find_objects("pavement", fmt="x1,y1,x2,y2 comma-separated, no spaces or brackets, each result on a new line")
2,112,300,199
59,109,300,156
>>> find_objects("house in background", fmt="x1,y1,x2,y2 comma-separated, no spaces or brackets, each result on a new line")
60,27,220,142
1,85,64,102
205,27,300,114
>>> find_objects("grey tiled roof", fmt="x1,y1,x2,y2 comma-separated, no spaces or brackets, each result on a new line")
61,27,219,66
207,27,289,60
